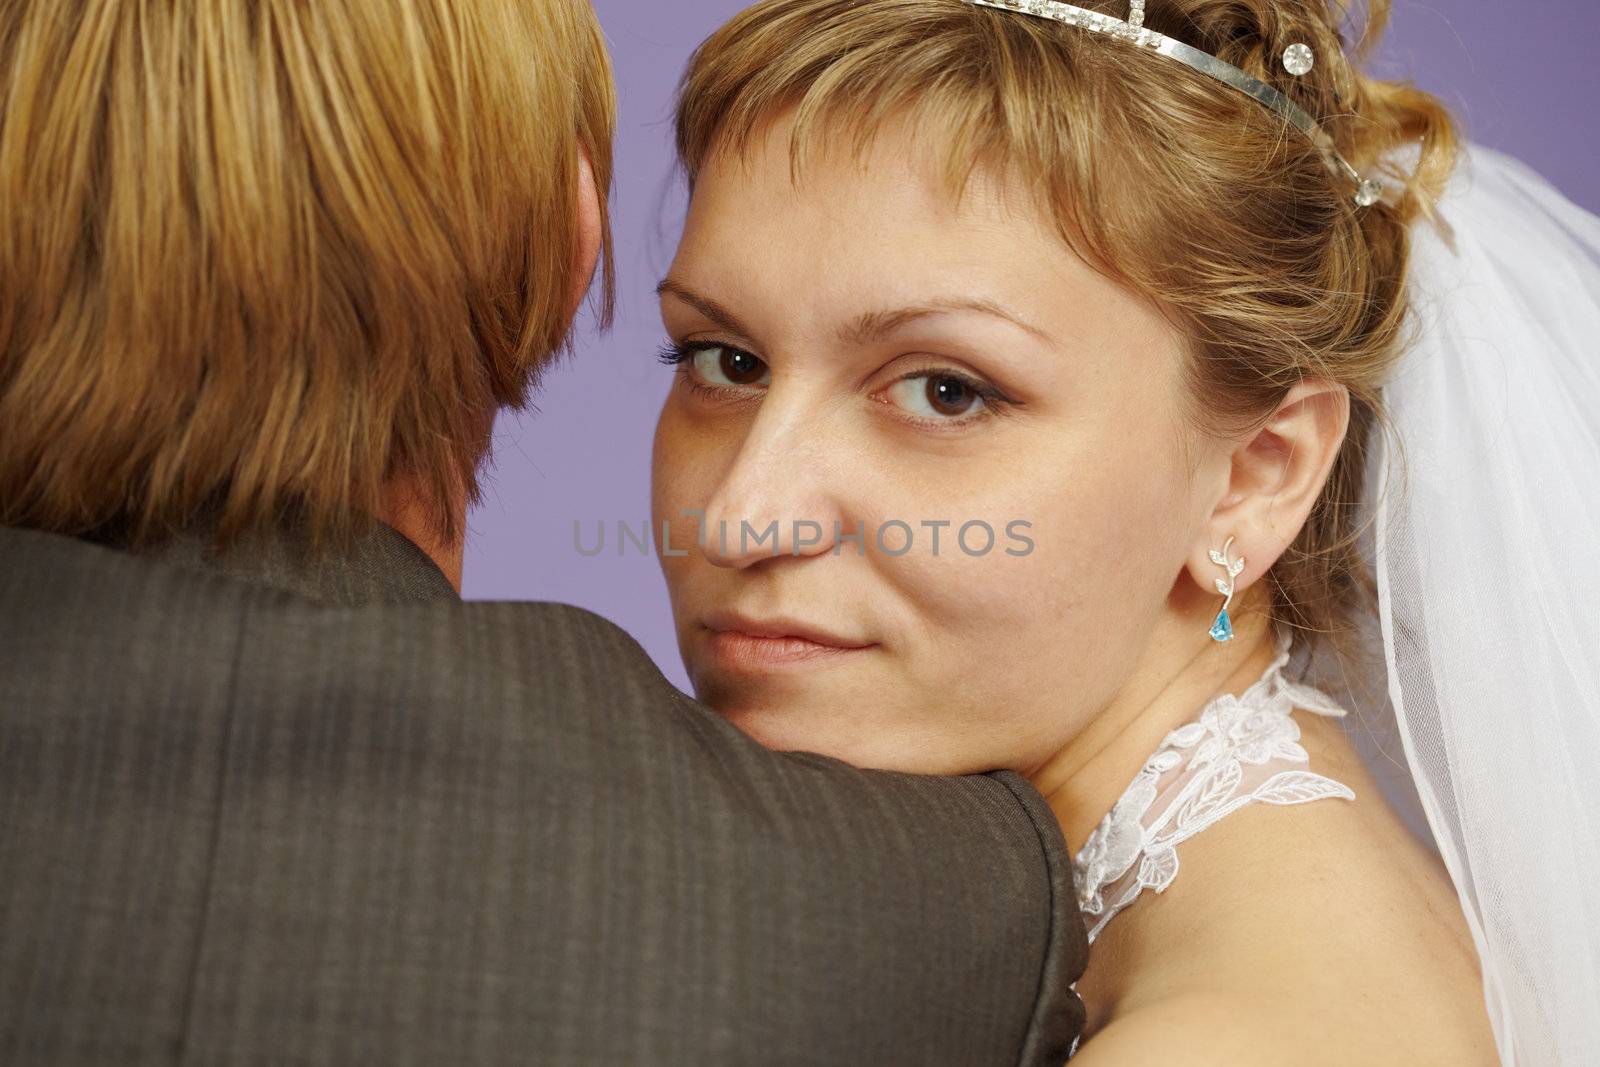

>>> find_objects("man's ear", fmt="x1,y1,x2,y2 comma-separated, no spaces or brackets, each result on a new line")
568,142,603,322
1185,378,1351,599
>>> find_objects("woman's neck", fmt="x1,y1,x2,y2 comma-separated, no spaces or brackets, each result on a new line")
1027,600,1280,854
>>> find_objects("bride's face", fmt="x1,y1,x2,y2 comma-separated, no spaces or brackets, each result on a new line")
652,116,1209,775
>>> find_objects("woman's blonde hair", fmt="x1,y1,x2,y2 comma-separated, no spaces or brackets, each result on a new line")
0,0,615,552
675,0,1458,655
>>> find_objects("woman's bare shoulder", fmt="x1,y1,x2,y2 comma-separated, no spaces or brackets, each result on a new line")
1072,986,1492,1067
1084,787,1498,1065
1073,990,1359,1066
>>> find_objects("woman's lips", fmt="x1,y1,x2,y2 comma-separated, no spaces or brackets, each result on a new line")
701,612,875,671
705,630,869,670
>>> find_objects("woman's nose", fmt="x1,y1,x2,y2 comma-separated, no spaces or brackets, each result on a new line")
695,408,849,569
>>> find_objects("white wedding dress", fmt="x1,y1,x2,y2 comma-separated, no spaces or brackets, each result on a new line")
1071,628,1355,944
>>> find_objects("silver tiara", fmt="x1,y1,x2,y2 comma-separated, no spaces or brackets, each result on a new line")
962,0,1385,207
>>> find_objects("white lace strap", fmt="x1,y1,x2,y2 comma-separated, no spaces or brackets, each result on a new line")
1073,631,1356,943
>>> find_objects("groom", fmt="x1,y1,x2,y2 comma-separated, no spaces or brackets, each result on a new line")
0,1,1086,1063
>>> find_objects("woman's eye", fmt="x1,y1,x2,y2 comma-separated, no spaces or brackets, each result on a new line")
885,373,993,421
691,345,770,389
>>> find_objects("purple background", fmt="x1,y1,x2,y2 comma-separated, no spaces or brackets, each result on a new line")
462,1,1600,691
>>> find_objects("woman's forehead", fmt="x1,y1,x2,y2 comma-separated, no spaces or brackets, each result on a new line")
677,127,1152,351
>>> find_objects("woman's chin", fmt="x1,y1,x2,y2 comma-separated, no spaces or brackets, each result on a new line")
688,664,837,734
693,674,869,759
718,703,838,754
690,685,948,774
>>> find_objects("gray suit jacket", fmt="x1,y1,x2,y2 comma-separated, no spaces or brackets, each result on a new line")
0,518,1087,1065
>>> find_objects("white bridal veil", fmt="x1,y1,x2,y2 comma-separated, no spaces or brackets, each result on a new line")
1311,145,1600,1065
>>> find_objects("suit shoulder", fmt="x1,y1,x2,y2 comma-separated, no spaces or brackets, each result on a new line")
377,598,687,714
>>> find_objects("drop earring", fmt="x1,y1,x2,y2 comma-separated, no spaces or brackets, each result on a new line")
1207,535,1246,642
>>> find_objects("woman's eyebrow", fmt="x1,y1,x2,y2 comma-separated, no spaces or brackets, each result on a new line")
658,280,1051,347
842,299,1052,345
656,279,752,338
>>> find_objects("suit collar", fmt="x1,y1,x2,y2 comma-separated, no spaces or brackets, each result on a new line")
86,509,461,607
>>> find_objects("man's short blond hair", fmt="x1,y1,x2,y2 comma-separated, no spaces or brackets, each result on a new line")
0,0,614,551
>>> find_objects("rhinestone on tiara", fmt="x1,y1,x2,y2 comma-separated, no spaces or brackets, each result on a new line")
1282,43,1314,76
962,0,1384,207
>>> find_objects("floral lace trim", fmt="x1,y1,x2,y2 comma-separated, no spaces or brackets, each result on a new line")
1071,629,1356,944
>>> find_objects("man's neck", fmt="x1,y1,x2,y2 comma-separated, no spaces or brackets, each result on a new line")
379,472,467,594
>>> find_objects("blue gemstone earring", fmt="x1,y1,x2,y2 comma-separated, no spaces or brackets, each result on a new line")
1207,536,1246,642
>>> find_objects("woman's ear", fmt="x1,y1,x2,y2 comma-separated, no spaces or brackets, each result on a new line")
568,142,603,322
1187,378,1351,599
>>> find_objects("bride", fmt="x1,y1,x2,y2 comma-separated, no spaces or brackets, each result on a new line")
648,0,1598,1062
